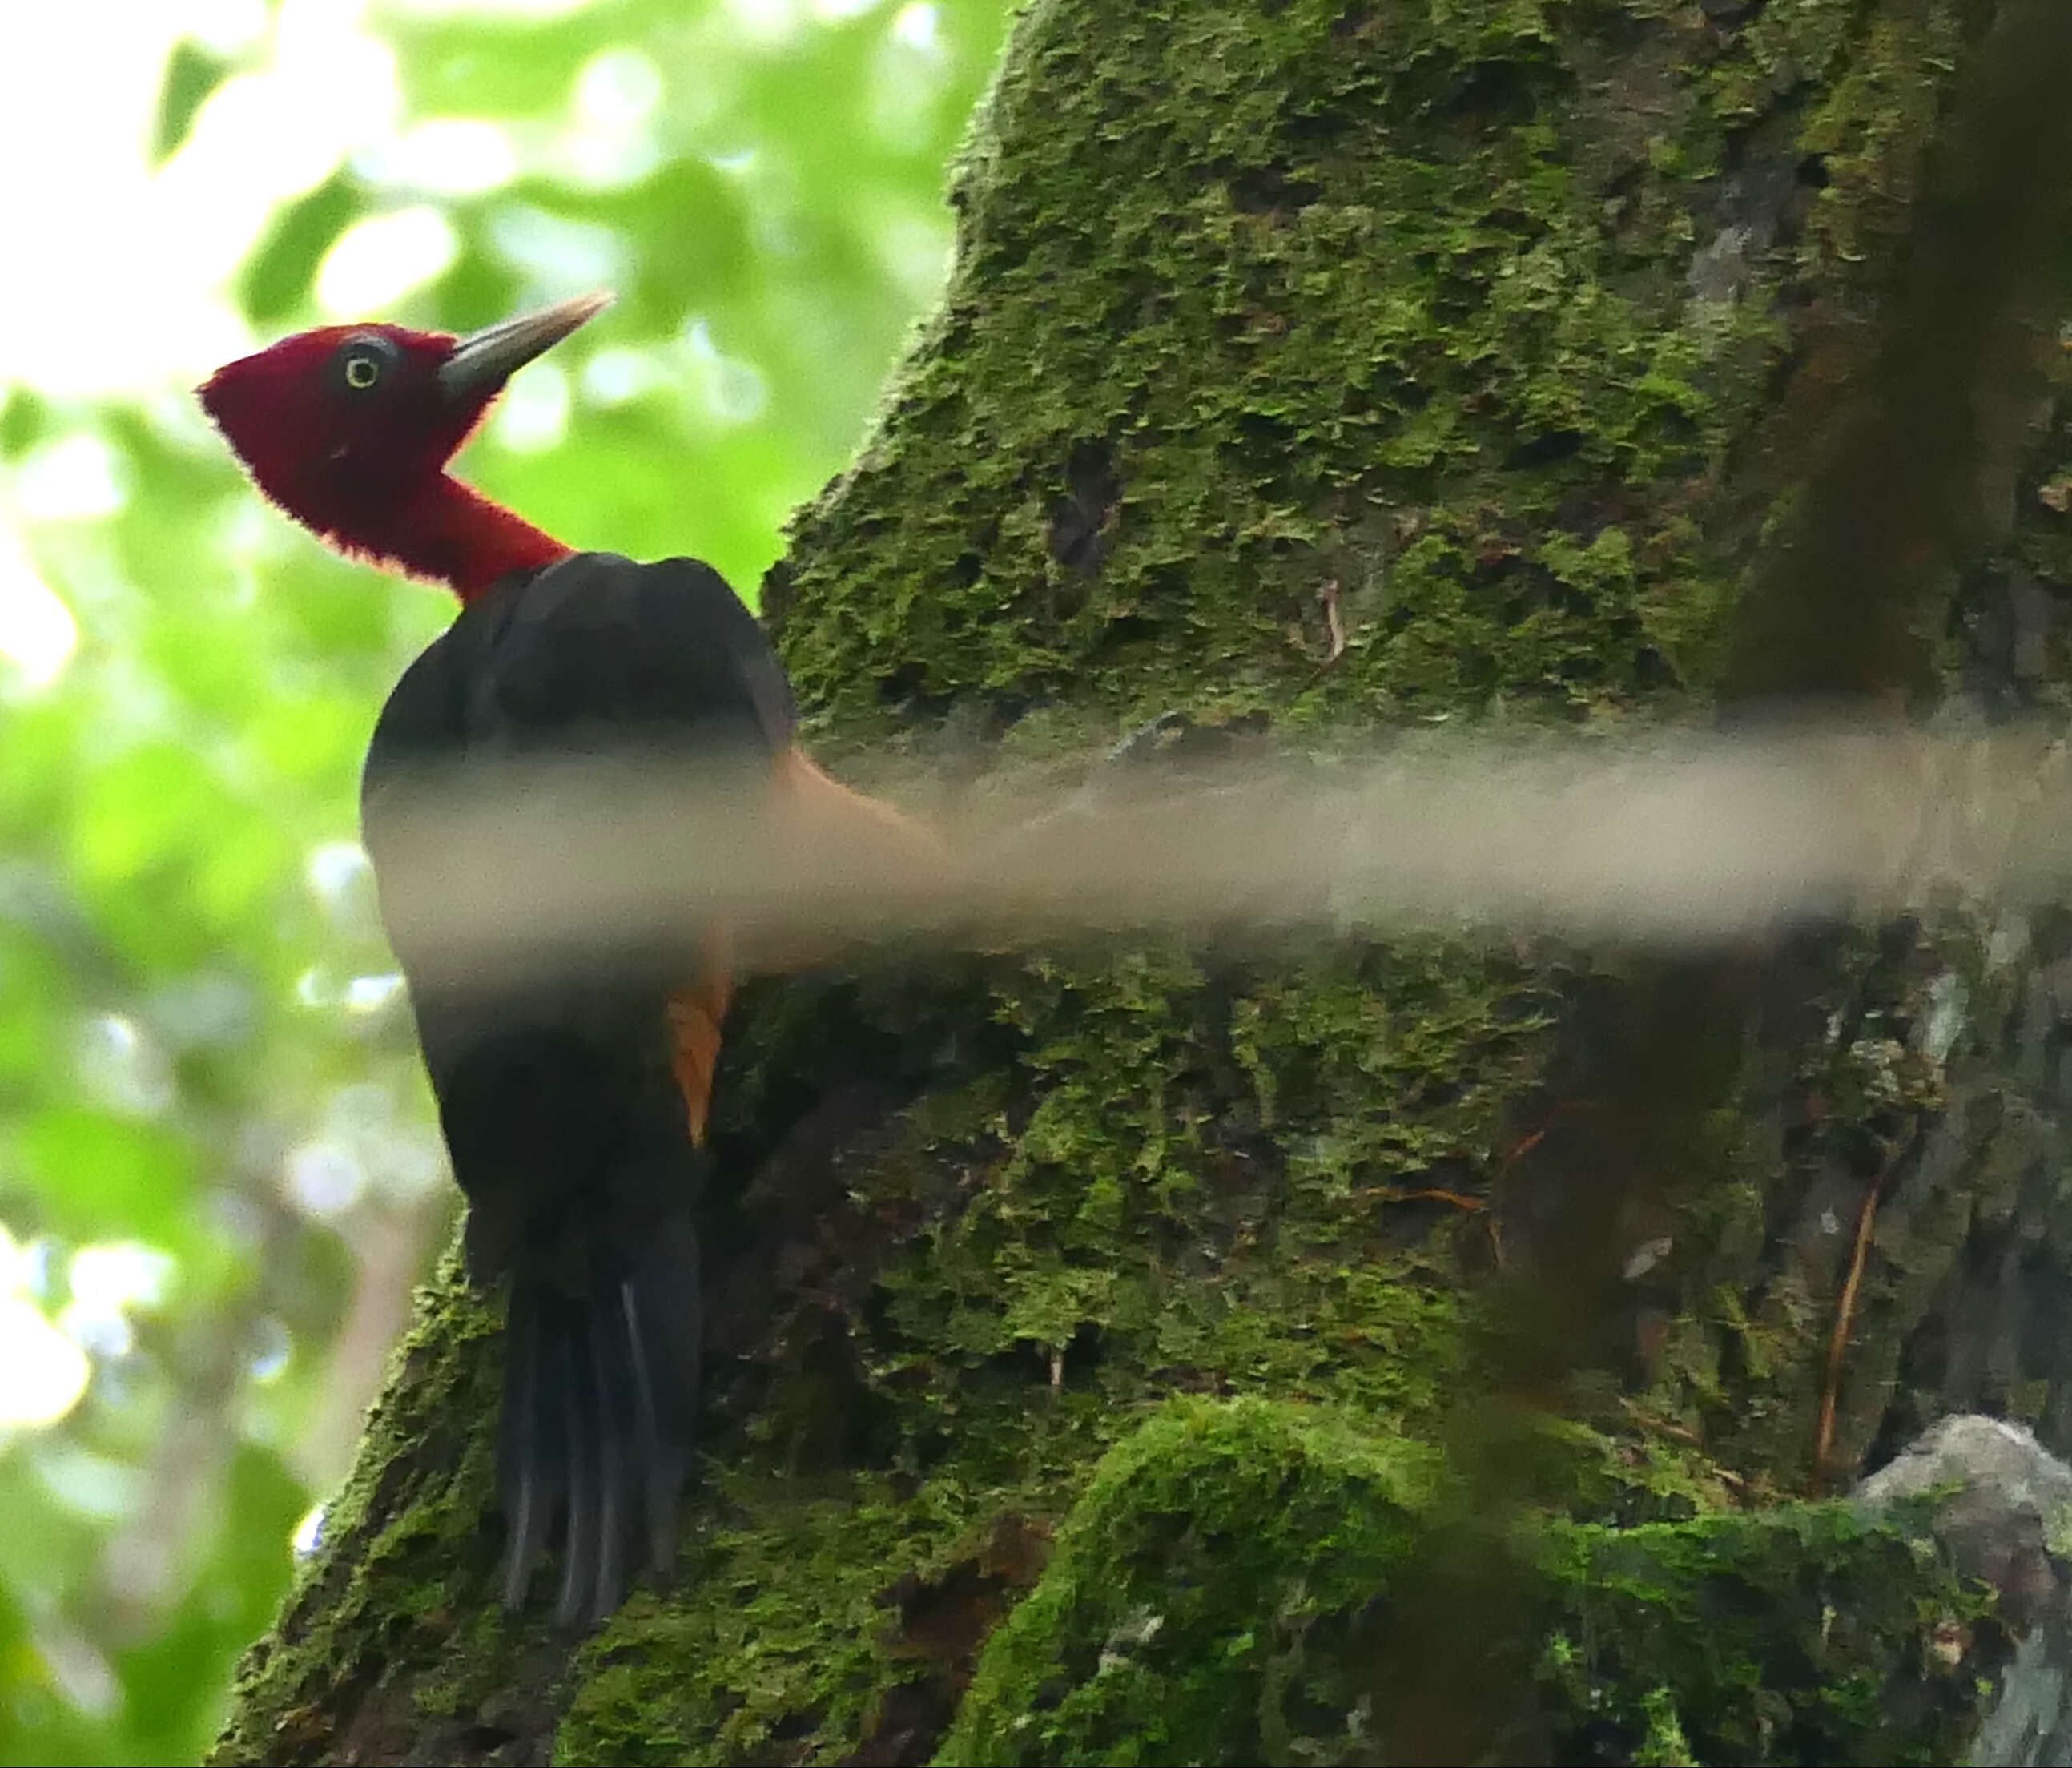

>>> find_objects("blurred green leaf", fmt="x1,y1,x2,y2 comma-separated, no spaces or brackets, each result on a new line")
383,7,624,115
236,170,366,328
427,244,524,336
112,1442,304,1764
12,1108,195,1247
70,744,249,911
0,699,80,840
0,933,66,1087
150,39,235,169
577,159,758,318
0,389,50,461
247,693,368,786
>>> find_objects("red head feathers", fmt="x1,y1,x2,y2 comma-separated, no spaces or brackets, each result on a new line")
200,292,610,601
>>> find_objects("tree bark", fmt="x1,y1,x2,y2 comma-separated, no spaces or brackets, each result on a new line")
215,2,2072,1763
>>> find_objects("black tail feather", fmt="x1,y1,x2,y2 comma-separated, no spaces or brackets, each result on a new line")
619,1279,675,1577
553,1318,599,1629
625,1212,700,1572
589,1316,630,1622
497,1226,700,1627
499,1287,558,1613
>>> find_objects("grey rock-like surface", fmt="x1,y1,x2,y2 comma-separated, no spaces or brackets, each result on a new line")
1860,1414,2072,1766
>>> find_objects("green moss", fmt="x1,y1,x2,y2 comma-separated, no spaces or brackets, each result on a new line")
1632,1688,1700,1768
939,1403,1994,1766
209,1249,526,1766
1796,6,1965,289
941,1397,1438,1766
559,1472,976,1766
904,951,1523,1430
573,0,2009,1748
1536,1505,1998,1766
771,0,1885,740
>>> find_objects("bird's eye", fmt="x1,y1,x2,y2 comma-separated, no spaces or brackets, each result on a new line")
333,333,400,396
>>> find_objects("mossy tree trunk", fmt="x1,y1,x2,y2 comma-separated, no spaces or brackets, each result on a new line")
215,2,2072,1763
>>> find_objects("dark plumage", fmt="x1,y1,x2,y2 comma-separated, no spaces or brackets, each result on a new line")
361,551,792,1625
202,296,941,1627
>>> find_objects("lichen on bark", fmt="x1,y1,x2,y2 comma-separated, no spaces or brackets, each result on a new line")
215,1,2072,1762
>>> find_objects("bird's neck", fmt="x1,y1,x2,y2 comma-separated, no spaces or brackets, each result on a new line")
369,475,572,602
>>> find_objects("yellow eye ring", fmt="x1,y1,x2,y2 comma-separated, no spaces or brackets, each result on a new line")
344,356,380,389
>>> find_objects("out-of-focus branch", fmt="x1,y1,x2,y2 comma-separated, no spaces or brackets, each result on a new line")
360,720,2072,982
293,1196,450,1492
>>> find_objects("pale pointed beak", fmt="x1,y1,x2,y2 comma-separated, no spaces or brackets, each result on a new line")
439,291,614,402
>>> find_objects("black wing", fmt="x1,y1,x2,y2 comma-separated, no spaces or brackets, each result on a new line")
360,551,791,1626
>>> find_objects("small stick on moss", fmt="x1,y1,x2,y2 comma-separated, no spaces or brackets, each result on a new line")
1618,1395,1705,1450
1615,1398,1758,1498
1378,1186,1503,1263
1483,1099,1608,1265
1377,1186,1486,1212
1812,1169,1886,1492
1495,1098,1603,1174
1318,578,1346,663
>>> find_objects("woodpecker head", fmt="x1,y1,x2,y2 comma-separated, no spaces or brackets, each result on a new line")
200,292,610,587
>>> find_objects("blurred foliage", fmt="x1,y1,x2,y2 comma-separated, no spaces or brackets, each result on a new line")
0,0,1008,1759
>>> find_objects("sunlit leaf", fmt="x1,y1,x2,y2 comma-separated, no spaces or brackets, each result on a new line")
383,2,652,119
10,1108,196,1248
150,38,235,170
236,170,368,328
0,389,50,463
0,934,66,1087
109,1442,304,1765
71,745,231,889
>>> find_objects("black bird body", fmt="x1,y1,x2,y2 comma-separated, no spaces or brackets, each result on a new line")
360,551,795,1625
204,296,946,1629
